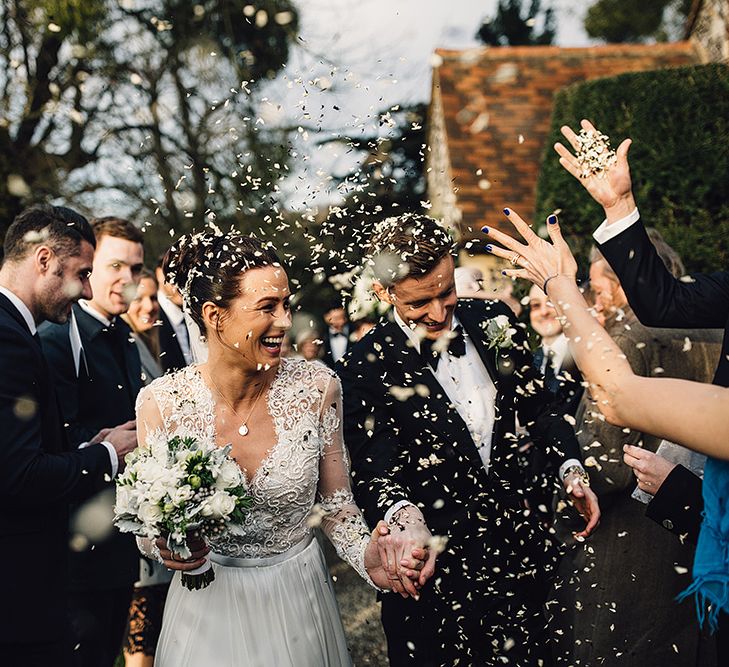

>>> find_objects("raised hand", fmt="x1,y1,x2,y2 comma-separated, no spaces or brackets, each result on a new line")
554,118,636,222
483,208,577,291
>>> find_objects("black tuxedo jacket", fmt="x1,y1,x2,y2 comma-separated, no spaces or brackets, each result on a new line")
322,326,354,369
39,304,143,591
598,218,729,537
158,306,187,373
338,299,581,599
0,295,111,644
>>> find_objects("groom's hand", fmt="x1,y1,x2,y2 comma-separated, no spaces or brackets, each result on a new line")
378,506,438,597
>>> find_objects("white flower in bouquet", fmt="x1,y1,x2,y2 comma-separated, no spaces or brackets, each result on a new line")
114,434,253,591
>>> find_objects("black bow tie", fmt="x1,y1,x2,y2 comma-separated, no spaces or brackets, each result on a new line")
420,325,466,370
330,330,347,339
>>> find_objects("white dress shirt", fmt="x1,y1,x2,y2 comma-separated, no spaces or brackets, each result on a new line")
0,289,118,475
158,292,192,365
0,285,36,334
328,327,349,364
592,207,640,245
539,333,570,375
386,311,498,521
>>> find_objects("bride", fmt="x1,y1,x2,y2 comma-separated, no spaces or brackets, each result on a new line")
133,230,429,666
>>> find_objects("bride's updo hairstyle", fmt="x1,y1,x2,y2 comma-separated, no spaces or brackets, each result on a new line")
163,229,281,337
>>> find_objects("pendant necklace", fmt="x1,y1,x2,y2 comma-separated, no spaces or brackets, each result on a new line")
206,372,266,437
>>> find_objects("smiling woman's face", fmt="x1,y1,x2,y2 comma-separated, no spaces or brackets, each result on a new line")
209,265,292,369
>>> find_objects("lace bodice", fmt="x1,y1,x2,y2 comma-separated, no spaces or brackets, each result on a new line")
135,358,375,586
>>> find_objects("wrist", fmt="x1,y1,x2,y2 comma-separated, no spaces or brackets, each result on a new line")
604,194,637,225
562,464,590,488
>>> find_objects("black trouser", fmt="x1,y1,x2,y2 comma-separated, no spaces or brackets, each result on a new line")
2,638,75,667
69,586,134,667
381,581,554,667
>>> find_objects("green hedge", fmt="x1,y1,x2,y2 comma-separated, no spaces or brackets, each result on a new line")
535,64,729,274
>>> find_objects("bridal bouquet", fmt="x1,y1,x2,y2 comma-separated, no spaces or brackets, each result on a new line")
114,434,252,590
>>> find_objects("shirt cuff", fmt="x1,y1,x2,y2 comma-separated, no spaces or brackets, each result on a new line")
78,440,119,478
559,458,584,480
384,500,416,524
592,207,640,245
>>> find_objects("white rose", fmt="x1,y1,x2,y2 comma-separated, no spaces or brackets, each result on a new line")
207,491,236,519
215,459,242,489
138,501,163,526
172,485,194,505
115,486,131,514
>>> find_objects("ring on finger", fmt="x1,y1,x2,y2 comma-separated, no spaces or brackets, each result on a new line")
510,252,521,266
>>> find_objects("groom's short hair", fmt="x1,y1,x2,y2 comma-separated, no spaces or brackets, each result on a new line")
366,214,455,287
3,204,96,263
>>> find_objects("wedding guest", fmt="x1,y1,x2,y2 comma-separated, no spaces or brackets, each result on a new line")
0,205,137,667
40,216,145,667
545,237,720,667
483,203,729,663
121,268,172,667
554,119,729,652
528,284,583,415
295,328,324,361
454,265,522,315
321,300,352,368
123,269,162,383
155,254,192,372
351,316,376,341
338,213,599,666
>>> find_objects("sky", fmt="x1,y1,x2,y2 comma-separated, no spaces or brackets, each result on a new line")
265,0,597,207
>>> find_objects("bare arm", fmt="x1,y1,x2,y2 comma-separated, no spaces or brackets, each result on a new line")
484,210,729,461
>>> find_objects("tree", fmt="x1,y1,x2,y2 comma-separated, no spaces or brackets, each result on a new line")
584,0,693,43
0,0,299,257
476,0,556,47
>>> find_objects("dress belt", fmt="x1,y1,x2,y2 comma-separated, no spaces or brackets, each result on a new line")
210,533,314,568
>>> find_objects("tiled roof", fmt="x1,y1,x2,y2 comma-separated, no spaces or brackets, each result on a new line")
428,42,698,241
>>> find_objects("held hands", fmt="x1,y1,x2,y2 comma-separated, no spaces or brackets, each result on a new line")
554,118,635,222
369,507,438,599
91,420,137,471
154,534,210,571
563,472,601,538
483,208,577,292
623,444,677,495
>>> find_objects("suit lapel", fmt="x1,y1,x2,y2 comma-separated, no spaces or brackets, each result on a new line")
456,302,500,388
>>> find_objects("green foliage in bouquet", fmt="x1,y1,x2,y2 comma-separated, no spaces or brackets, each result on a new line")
535,64,729,276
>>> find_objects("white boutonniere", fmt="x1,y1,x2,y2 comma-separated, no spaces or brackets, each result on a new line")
484,314,516,350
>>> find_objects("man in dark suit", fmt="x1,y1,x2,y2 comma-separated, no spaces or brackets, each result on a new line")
338,214,600,666
0,205,137,667
321,300,353,368
556,118,729,658
40,216,145,667
155,255,191,372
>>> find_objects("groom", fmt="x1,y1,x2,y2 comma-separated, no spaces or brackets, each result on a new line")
338,214,599,666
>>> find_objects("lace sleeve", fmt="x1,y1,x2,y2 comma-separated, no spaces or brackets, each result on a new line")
135,384,165,448
316,371,379,590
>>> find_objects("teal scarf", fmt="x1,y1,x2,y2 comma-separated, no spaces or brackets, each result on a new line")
678,456,729,630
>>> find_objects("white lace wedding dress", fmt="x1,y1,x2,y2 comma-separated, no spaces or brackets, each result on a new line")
135,358,376,667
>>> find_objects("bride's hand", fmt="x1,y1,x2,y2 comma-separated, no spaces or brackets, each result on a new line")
155,535,210,571
364,521,425,599
483,209,577,291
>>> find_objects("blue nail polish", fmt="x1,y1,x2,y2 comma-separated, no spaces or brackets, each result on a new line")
548,214,557,224
481,226,489,234
485,244,492,252
503,208,510,216
501,270,507,276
